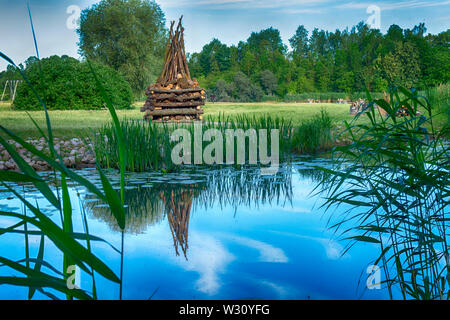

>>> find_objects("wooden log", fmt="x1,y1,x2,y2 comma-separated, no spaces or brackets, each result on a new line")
142,98,205,111
152,101,205,108
149,108,204,117
149,88,203,94
148,93,204,102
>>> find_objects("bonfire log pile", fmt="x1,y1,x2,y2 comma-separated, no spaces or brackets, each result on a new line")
142,17,205,122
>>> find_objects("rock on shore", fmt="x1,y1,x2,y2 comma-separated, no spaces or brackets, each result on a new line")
0,137,96,172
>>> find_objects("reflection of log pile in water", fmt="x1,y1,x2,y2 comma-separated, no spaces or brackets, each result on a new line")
160,185,202,260
84,181,205,258
83,164,295,256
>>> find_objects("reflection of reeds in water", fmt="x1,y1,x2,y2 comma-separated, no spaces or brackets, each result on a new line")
84,164,294,258
85,182,204,259
196,164,293,210
296,167,331,184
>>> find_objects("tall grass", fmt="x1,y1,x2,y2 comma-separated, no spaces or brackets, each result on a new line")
292,109,333,154
316,86,449,299
93,113,294,173
0,8,127,299
424,83,449,122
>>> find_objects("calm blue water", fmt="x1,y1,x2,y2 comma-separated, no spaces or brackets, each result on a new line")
0,158,391,300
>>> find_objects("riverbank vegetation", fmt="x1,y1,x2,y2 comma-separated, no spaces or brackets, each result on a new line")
316,86,450,299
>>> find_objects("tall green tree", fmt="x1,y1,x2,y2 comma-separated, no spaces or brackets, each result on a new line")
77,0,167,97
289,25,309,59
260,70,278,95
188,21,449,100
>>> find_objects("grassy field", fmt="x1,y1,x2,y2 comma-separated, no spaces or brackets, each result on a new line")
0,101,354,138
0,100,446,138
204,102,353,124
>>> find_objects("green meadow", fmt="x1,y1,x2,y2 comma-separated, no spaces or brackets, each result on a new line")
0,101,354,138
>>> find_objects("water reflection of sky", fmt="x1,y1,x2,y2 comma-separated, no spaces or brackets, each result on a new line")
0,158,390,300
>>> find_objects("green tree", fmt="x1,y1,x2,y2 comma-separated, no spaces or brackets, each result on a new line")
382,42,421,88
232,71,263,102
209,79,235,102
13,55,133,110
77,0,167,97
260,70,278,95
188,22,448,99
289,25,309,58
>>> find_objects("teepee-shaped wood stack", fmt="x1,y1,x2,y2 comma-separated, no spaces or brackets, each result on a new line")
141,16,205,122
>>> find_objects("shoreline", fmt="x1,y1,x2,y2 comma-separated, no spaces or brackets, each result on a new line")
0,137,96,171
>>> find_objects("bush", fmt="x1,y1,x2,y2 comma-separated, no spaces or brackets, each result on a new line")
208,79,235,102
13,55,133,110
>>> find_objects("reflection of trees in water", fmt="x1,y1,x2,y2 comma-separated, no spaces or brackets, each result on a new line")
84,182,204,260
84,164,296,258
84,186,165,234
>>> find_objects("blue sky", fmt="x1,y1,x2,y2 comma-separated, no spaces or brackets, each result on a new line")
0,0,449,71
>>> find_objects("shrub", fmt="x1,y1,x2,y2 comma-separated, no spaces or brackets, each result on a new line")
13,55,133,110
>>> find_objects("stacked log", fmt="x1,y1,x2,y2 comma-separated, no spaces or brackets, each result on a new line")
142,17,205,122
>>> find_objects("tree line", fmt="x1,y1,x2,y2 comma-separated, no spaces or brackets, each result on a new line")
1,0,449,104
189,23,449,102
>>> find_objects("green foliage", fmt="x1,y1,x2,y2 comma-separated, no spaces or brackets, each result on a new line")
209,78,235,102
316,87,450,299
232,71,264,102
260,70,278,95
94,114,295,173
189,22,449,100
425,83,450,123
380,42,421,88
0,47,127,299
77,0,167,96
13,55,133,110
292,109,333,154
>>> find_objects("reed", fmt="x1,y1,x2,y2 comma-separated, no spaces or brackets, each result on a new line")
0,8,127,300
316,86,450,299
292,109,333,154
424,83,449,125
93,113,295,173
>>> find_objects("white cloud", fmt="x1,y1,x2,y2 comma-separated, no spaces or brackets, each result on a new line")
337,0,450,11
259,280,290,298
158,0,331,10
174,233,235,296
269,230,346,260
279,8,324,14
226,235,289,263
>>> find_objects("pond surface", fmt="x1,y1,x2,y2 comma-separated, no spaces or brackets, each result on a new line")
0,157,391,300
